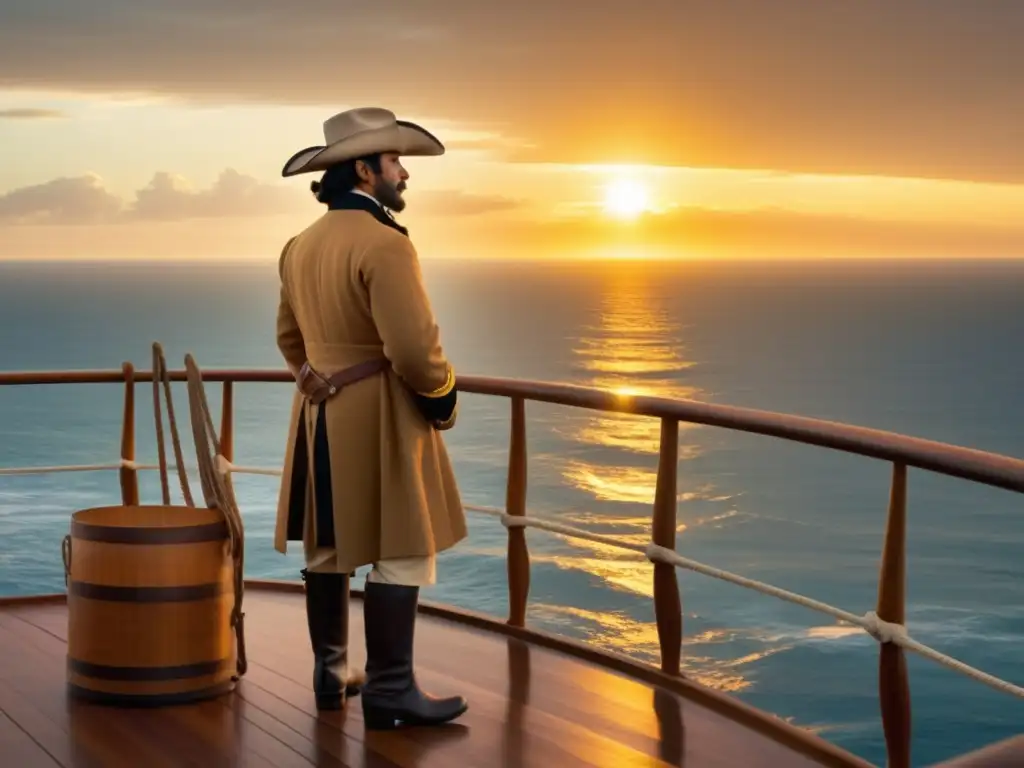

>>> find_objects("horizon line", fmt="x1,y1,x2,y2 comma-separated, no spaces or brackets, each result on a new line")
3,255,1024,266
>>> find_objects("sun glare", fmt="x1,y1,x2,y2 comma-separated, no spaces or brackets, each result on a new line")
603,179,650,220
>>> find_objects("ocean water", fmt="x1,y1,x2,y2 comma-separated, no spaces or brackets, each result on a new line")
1,257,1023,765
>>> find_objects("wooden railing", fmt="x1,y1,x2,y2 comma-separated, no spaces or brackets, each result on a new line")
4,365,1024,768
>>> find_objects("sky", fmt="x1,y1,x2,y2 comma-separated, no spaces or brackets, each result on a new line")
2,1,1024,260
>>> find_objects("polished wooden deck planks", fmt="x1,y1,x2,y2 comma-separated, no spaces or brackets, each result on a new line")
0,589,832,767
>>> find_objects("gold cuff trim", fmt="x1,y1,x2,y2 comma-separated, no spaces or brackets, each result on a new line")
433,404,458,431
420,365,455,398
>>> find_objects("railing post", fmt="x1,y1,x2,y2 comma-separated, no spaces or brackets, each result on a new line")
506,396,530,627
652,417,682,676
877,462,911,768
220,381,234,463
118,362,139,506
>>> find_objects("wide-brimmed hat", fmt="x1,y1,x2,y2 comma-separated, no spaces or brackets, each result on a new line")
281,107,444,177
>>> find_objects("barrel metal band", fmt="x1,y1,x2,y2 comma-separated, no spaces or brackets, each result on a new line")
69,581,225,602
67,680,236,707
67,657,233,681
71,520,228,544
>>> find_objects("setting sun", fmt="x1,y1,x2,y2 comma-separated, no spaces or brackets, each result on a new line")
603,179,650,220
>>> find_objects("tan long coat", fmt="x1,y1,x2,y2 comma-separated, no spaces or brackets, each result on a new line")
273,207,466,571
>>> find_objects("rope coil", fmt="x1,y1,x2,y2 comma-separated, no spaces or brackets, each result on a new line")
151,344,194,508
148,343,247,679
183,352,247,678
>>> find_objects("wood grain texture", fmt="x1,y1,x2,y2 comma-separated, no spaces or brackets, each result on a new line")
3,367,1023,493
930,735,1024,767
505,395,530,627
118,363,139,507
652,417,682,676
875,463,911,768
65,504,237,704
0,586,863,767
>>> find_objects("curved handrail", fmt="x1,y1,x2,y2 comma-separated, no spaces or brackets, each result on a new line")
2,367,1024,492
3,364,1024,768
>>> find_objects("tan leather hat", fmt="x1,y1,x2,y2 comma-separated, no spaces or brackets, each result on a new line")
281,107,444,177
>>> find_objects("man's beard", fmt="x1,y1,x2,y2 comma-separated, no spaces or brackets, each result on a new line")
374,178,406,212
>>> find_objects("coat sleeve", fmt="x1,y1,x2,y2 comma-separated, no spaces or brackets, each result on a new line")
362,234,458,428
275,237,306,377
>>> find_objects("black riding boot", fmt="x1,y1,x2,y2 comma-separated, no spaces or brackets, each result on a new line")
302,569,361,710
361,580,468,730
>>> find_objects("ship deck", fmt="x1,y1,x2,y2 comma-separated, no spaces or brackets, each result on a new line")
0,582,858,768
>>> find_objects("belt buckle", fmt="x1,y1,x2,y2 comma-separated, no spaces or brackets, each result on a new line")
300,363,334,403
313,369,340,401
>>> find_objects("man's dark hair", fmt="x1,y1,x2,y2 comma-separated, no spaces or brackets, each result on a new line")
310,154,383,204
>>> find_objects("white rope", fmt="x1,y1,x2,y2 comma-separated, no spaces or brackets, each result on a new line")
0,462,125,475
3,461,1022,698
466,503,1024,700
215,457,283,477
466,503,648,552
0,459,282,477
0,459,162,475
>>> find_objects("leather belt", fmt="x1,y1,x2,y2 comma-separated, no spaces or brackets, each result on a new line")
295,359,390,405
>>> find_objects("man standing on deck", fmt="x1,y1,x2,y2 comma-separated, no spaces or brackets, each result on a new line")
272,107,468,730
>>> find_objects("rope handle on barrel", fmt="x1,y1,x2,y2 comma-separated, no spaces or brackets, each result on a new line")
61,534,72,587
182,353,248,679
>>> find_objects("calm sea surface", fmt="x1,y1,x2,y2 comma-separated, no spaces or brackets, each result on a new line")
1,257,1023,765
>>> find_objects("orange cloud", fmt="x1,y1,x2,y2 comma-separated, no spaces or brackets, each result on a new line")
4,199,1024,262
0,107,67,119
2,2,1023,183
455,205,1024,260
414,190,523,217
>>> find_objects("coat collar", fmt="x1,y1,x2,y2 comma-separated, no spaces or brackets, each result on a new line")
326,191,409,237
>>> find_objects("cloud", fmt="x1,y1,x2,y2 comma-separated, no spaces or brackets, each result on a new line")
0,170,524,225
0,169,306,224
4,192,1024,261
1,2,1024,183
470,205,1024,259
0,108,67,119
413,190,522,216
127,169,302,221
0,175,122,224
444,138,509,153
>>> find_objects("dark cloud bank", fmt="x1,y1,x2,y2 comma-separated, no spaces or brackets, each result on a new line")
2,2,1024,183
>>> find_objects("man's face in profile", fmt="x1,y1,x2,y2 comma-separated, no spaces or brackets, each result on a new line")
366,152,408,212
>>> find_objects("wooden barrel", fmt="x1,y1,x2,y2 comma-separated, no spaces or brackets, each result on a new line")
65,504,237,706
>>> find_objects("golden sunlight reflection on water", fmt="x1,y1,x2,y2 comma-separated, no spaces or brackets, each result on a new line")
561,275,704,497
535,270,860,695
529,602,802,693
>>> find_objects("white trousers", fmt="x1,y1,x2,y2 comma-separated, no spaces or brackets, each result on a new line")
304,548,437,587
